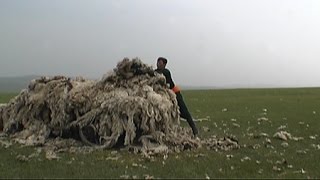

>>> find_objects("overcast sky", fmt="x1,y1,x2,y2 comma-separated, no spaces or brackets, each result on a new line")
1,0,320,87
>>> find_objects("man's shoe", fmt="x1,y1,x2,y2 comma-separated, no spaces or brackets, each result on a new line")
192,128,198,137
193,134,201,141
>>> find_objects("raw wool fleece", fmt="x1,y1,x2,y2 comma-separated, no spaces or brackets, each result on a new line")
0,103,5,132
0,58,239,155
0,58,201,152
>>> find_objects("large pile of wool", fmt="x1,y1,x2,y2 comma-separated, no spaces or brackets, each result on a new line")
0,58,239,156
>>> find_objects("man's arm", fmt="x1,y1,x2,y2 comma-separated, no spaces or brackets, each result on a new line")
163,69,175,89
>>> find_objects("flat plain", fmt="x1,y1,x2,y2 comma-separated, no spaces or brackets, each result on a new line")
0,88,319,179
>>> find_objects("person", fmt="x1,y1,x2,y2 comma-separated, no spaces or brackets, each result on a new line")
155,57,198,137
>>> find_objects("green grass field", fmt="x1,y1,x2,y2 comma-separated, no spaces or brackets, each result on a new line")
0,88,319,179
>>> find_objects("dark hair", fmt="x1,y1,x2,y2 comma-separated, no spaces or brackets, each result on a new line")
157,57,168,64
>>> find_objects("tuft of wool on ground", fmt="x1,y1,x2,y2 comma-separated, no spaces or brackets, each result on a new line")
0,58,239,156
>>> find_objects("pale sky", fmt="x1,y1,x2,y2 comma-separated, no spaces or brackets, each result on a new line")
1,0,320,87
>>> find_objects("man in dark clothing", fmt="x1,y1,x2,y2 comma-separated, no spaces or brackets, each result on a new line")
155,57,198,137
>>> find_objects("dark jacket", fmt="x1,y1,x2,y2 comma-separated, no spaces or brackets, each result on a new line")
155,68,175,89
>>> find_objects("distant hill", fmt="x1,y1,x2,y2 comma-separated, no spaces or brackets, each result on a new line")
180,86,220,90
0,75,40,92
2,76,311,93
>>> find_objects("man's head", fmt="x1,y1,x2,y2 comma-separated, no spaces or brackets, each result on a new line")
157,57,167,70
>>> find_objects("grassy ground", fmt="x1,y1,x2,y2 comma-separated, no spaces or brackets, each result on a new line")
0,88,319,179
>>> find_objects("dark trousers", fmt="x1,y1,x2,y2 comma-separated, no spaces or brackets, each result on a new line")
176,92,198,136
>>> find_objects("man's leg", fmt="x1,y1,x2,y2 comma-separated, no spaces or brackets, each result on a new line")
176,92,198,136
